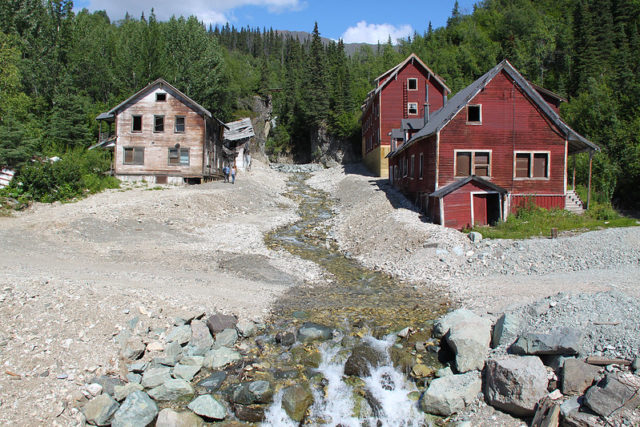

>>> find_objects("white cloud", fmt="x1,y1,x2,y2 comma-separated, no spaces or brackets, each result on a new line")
83,0,302,24
341,21,413,45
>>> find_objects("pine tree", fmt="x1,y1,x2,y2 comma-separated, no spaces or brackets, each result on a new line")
304,22,329,127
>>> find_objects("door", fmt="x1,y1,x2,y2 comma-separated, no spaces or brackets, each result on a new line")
473,193,501,226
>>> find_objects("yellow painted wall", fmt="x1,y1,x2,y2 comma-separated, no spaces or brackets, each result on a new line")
363,145,390,178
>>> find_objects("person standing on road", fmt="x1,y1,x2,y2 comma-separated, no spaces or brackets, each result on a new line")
231,166,236,184
223,165,229,183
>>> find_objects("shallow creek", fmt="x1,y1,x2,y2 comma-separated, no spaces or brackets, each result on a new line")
260,173,451,425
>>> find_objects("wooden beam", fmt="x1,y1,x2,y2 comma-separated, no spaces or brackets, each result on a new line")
587,151,593,210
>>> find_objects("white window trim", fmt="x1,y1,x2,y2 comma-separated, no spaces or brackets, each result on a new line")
407,78,418,91
513,150,551,180
466,104,482,125
407,102,418,115
469,191,503,226
453,149,493,178
419,152,424,180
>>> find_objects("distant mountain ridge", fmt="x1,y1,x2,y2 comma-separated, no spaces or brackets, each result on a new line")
275,30,377,56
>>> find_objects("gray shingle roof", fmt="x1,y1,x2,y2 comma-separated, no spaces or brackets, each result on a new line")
430,176,508,198
390,60,599,158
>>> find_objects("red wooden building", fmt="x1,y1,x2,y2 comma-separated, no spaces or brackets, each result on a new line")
361,54,451,177
387,60,599,229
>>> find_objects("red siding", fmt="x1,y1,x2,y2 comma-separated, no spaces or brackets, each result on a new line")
511,195,565,212
441,180,500,229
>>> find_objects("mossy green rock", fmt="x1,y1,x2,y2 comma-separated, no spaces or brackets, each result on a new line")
281,384,314,422
291,345,322,368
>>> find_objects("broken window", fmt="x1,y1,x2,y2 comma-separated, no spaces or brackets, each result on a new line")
123,147,144,165
408,102,418,115
168,148,189,166
175,116,185,133
132,115,142,132
154,115,164,132
156,92,167,102
467,105,481,123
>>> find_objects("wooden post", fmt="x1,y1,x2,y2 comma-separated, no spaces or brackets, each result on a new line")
587,150,593,210
572,156,576,191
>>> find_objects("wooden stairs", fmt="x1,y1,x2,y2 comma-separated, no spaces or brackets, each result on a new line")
565,189,585,214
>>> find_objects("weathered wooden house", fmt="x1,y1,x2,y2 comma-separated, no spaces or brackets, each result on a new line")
93,79,227,184
361,53,451,177
388,60,599,229
223,118,255,171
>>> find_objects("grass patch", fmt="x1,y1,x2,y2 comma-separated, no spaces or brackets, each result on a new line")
470,202,638,239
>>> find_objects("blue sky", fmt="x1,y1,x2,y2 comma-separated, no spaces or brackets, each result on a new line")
74,0,478,43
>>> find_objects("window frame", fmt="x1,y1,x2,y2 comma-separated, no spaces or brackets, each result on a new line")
154,115,165,133
513,151,550,180
454,149,492,178
467,104,482,124
407,102,418,115
168,147,190,166
410,154,415,179
156,92,167,102
123,147,144,165
407,78,418,91
174,116,186,133
419,152,424,179
131,115,142,133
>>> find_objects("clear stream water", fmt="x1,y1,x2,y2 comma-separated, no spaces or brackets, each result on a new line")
262,173,451,425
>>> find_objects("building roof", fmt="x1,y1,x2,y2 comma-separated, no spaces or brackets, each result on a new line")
224,118,255,142
401,118,426,130
96,78,227,127
390,60,599,158
430,176,508,198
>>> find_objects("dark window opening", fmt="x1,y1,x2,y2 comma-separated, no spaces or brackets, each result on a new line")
154,115,164,132
123,147,144,165
175,116,185,133
515,153,530,178
533,153,548,178
408,78,418,90
467,105,481,123
156,93,167,102
132,115,142,132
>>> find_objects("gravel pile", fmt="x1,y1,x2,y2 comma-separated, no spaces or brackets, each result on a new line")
270,163,324,173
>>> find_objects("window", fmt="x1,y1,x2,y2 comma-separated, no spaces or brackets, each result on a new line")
455,150,491,177
408,102,418,115
419,153,424,179
403,157,408,177
132,115,142,132
175,116,185,133
168,148,189,166
467,105,481,123
515,152,549,178
410,155,415,178
154,115,164,132
123,147,144,165
156,92,167,102
407,78,418,91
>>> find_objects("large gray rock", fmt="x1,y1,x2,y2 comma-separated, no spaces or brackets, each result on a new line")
155,341,183,366
230,381,274,405
187,320,213,356
197,371,227,392
281,384,314,422
166,325,192,345
419,371,482,416
173,363,201,382
113,383,144,401
433,309,479,339
111,391,158,427
121,336,146,360
90,376,125,396
203,347,241,369
156,408,204,427
484,356,548,417
491,313,520,348
141,367,172,389
446,314,492,373
206,313,237,334
562,359,601,395
468,231,482,243
584,374,640,417
236,320,257,338
510,327,582,355
344,344,386,377
148,379,194,401
187,395,226,420
214,328,238,347
296,322,333,342
82,394,119,426
180,356,204,368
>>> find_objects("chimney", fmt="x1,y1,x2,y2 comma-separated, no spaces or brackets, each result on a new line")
443,94,448,106
423,82,430,126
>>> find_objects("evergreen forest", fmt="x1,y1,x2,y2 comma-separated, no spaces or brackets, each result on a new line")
1,0,639,208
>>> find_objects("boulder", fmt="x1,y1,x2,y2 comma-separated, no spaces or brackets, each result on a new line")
148,379,194,401
166,325,192,345
233,404,267,423
230,381,274,405
562,410,602,427
180,356,204,368
203,347,242,369
583,374,640,417
344,344,386,377
114,383,144,401
468,231,482,243
436,367,454,378
187,395,227,420
561,359,601,395
89,376,125,397
127,362,148,374
433,309,482,339
82,394,119,426
275,331,296,346
215,328,238,347
121,336,146,360
155,341,182,366
187,320,213,356
446,315,492,373
111,391,158,427
296,322,333,342
197,371,227,392
126,373,142,384
281,384,314,422
484,356,548,417
173,363,201,382
206,313,237,334
86,383,103,397
156,408,204,427
236,320,257,338
510,327,582,356
141,367,172,389
560,396,581,418
491,313,520,348
419,371,481,416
